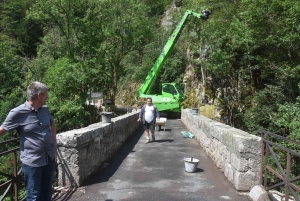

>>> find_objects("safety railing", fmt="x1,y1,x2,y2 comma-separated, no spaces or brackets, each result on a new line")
260,130,300,201
0,134,25,201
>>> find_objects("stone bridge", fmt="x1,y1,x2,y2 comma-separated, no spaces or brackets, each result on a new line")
56,109,261,193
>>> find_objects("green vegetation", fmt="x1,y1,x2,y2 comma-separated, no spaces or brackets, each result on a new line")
1,0,300,199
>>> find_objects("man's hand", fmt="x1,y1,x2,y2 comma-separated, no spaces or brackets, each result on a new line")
0,127,7,138
137,118,141,122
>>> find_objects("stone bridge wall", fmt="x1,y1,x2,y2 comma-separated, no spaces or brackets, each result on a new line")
181,109,261,191
56,111,140,187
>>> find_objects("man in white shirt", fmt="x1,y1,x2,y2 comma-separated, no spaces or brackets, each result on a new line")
137,97,160,143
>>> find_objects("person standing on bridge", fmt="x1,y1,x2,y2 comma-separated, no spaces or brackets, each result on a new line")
137,97,160,143
0,82,57,201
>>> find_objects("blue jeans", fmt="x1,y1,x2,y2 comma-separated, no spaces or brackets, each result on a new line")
22,157,55,201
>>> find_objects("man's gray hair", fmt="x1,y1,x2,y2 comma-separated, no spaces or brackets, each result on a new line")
27,82,48,100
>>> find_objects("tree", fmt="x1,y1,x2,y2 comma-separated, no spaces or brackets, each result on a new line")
42,57,90,131
0,0,43,56
0,34,25,122
27,0,153,104
93,0,153,102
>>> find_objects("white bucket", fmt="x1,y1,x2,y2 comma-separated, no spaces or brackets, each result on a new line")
184,157,199,173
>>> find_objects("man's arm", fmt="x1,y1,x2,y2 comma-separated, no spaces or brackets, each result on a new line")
0,127,7,137
50,120,57,155
137,105,145,121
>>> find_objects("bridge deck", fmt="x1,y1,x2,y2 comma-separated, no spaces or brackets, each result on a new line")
54,119,251,201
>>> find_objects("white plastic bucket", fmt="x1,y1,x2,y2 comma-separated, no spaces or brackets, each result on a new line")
184,157,199,173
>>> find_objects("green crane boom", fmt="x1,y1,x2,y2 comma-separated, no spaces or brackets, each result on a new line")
136,9,211,112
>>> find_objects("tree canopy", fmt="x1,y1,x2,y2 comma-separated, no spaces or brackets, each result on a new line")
0,0,300,137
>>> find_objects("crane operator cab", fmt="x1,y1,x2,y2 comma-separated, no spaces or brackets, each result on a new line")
162,83,184,100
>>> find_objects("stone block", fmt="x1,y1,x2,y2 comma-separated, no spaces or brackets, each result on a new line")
248,158,261,172
201,134,212,151
230,152,249,172
226,149,231,163
77,147,87,164
58,147,78,165
57,128,96,148
213,143,226,170
69,151,79,165
75,128,94,144
224,162,234,183
201,120,212,138
89,126,104,139
208,122,228,141
221,128,234,149
111,117,122,127
103,123,113,134
249,185,270,201
94,136,101,143
116,114,129,124
56,130,78,147
234,170,260,191
231,131,261,154
57,163,80,186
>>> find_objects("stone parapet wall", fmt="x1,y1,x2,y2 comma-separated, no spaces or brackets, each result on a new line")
181,109,261,191
56,111,140,187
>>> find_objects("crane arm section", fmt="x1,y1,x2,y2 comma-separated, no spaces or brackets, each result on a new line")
137,10,209,98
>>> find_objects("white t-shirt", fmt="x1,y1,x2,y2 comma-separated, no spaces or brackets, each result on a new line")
145,105,155,123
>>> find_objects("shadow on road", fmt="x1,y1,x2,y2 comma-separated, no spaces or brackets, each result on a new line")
83,125,144,185
152,139,174,143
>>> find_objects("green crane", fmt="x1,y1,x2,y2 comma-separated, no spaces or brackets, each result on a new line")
136,9,211,112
